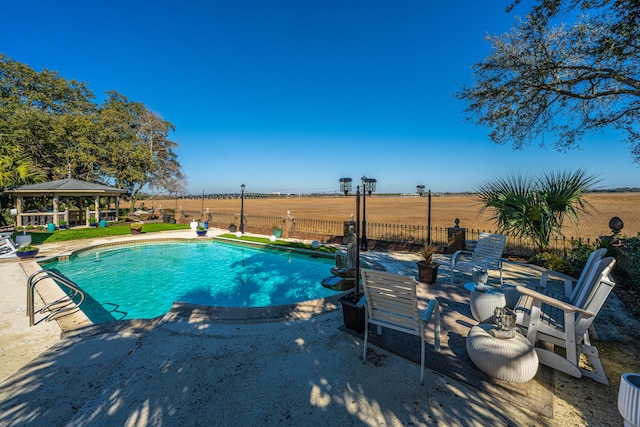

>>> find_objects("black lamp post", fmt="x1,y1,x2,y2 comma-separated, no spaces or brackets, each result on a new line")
339,177,352,196
360,175,377,251
427,189,432,244
417,184,432,244
239,183,245,233
355,185,361,294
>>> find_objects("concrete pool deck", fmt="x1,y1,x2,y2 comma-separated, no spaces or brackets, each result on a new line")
0,229,638,426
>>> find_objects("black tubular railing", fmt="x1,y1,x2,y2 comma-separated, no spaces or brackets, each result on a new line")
27,269,85,327
181,211,599,256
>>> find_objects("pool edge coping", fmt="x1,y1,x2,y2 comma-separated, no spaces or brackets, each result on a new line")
35,234,347,331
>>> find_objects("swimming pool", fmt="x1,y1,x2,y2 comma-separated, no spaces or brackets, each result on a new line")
44,241,338,323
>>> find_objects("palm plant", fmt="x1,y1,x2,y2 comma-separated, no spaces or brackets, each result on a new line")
476,169,599,252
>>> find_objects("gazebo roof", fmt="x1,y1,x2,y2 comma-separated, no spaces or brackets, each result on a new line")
7,178,125,196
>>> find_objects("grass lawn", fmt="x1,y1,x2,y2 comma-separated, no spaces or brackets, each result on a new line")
14,223,190,244
206,233,337,253
13,225,336,254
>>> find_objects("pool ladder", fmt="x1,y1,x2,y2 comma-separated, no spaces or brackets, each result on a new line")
27,269,86,327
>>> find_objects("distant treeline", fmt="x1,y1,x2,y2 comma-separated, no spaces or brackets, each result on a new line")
590,188,640,193
138,188,638,200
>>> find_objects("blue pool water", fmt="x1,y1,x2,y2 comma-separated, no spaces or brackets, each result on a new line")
44,241,337,323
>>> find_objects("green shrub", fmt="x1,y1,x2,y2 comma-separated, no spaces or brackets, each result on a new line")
529,251,574,276
624,233,640,277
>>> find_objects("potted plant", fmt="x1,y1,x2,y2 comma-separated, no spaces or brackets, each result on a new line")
16,244,39,259
229,223,237,232
273,224,283,238
129,222,144,234
337,226,365,332
89,217,98,227
58,219,68,229
416,243,440,284
196,225,208,237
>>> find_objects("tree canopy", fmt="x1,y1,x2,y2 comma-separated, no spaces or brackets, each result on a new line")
0,54,186,203
457,0,640,162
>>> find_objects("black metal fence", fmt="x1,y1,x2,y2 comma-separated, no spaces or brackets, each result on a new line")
181,210,599,257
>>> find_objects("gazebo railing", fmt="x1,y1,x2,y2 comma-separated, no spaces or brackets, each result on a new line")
17,211,66,227
16,208,118,227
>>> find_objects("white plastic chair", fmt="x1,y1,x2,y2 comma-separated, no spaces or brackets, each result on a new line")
451,232,506,285
0,238,18,258
360,269,441,384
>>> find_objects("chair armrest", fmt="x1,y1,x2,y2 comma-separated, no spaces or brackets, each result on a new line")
515,285,594,317
357,295,367,307
421,299,439,321
451,250,474,264
539,271,575,295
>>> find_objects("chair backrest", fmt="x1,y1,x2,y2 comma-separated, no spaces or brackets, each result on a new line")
473,233,506,263
568,247,607,303
574,256,616,336
361,269,421,335
573,255,615,309
1,238,17,250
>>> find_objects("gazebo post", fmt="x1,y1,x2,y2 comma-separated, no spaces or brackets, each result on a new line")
94,196,100,222
53,196,59,226
15,197,23,227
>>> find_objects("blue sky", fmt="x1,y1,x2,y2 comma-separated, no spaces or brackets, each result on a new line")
3,1,638,194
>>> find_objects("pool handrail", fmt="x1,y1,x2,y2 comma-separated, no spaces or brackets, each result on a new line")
27,269,86,327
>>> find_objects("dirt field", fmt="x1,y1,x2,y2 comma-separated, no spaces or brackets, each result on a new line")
132,193,640,241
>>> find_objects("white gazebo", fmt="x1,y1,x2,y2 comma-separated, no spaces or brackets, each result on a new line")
6,178,126,227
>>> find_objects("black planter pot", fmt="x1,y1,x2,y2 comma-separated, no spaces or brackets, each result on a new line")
339,292,365,333
417,261,440,284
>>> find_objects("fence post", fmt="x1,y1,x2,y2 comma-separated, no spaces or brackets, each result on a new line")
284,212,293,238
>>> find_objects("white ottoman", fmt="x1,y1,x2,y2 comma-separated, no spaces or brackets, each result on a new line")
466,324,539,383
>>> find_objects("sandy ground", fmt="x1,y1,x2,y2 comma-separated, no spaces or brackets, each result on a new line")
1,229,639,426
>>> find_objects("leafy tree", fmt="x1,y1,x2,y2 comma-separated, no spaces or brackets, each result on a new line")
0,55,185,212
476,169,599,252
457,0,640,162
96,91,183,210
0,53,98,182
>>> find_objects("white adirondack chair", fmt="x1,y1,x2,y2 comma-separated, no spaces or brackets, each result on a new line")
450,232,506,285
530,248,607,301
514,256,616,384
360,269,441,384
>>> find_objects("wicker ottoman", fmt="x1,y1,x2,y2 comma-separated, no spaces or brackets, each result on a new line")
466,324,539,383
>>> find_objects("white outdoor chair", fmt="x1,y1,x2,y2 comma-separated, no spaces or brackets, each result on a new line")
514,256,616,384
360,269,441,384
451,232,506,285
0,238,18,258
530,248,607,302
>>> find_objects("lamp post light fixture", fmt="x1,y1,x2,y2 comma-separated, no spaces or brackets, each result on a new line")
339,177,352,196
360,176,377,251
239,183,246,233
417,185,425,196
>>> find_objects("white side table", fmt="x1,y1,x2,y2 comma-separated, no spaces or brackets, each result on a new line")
464,282,507,323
